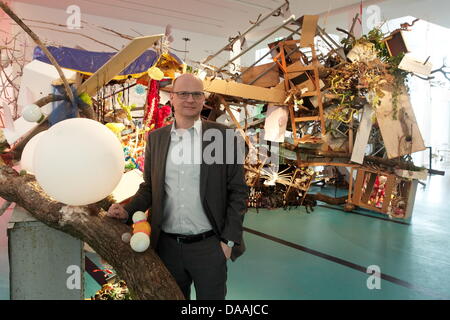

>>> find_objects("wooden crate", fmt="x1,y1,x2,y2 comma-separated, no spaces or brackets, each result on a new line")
352,168,418,219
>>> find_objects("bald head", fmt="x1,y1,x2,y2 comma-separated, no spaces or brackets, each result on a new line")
172,73,204,92
170,73,205,128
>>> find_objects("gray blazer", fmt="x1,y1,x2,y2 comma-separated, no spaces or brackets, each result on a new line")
124,120,249,261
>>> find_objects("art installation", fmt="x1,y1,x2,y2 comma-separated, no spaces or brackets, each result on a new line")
0,0,448,300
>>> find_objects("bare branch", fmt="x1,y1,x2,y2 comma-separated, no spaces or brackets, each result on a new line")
0,2,76,109
0,165,185,299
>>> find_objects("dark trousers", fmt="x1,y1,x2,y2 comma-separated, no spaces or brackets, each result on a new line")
156,232,228,300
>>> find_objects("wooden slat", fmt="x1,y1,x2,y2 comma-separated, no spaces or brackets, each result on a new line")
381,175,396,212
202,78,286,103
78,34,163,96
352,169,365,205
361,173,377,204
300,15,319,48
294,116,320,122
297,162,360,168
286,65,315,73
351,104,374,164
376,84,426,159
301,91,319,97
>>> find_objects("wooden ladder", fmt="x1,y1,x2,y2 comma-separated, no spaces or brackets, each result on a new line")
273,40,326,145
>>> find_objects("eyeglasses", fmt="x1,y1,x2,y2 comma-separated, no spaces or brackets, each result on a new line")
173,91,205,100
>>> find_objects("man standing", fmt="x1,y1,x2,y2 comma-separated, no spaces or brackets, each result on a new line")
107,73,248,300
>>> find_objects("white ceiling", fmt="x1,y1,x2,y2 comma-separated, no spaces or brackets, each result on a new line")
12,0,365,39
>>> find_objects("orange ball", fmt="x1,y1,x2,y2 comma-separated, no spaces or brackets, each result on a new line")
133,221,151,236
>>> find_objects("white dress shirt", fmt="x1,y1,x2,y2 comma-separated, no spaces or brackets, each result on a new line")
161,118,213,235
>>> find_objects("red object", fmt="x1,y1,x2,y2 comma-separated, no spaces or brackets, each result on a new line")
144,80,172,130
93,269,113,276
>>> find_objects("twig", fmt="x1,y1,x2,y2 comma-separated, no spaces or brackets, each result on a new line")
24,24,119,51
0,2,76,108
336,27,356,42
414,63,450,81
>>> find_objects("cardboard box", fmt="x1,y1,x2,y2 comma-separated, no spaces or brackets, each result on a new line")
383,30,409,57
352,168,418,219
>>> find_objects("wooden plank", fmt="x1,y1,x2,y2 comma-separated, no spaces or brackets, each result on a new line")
381,174,396,212
78,34,163,96
295,116,320,122
347,167,355,204
301,91,319,97
297,162,360,168
286,63,315,73
241,62,280,88
361,172,377,204
352,169,365,205
311,45,325,134
300,15,319,48
404,179,418,219
224,105,253,149
203,78,286,103
351,104,374,164
394,169,428,180
376,84,426,159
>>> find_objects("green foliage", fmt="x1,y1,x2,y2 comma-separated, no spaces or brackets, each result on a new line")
340,27,412,120
361,28,390,61
78,92,93,106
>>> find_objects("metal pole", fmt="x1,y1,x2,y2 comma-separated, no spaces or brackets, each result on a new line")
217,16,297,72
235,45,280,79
316,26,346,60
235,24,303,82
202,0,290,65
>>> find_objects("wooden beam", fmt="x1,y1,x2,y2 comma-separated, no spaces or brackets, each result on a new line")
351,104,374,164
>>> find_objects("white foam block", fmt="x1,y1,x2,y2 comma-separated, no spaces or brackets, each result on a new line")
398,54,433,76
4,60,77,145
17,60,77,113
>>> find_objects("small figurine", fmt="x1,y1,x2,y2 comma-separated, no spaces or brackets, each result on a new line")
122,211,151,252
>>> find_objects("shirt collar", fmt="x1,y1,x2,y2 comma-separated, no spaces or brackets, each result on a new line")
170,118,202,137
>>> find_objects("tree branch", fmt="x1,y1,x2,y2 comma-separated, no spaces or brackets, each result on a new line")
0,165,184,300
0,2,76,108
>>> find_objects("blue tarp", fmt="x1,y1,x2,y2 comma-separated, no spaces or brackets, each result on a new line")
33,46,182,79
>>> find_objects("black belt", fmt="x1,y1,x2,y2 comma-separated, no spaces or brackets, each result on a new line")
161,230,216,244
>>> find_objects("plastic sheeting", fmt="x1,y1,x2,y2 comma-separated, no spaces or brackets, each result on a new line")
33,46,182,80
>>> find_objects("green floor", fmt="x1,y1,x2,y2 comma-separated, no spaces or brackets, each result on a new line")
225,173,450,300
82,172,450,300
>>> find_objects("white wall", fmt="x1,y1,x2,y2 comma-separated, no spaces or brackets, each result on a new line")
243,0,450,65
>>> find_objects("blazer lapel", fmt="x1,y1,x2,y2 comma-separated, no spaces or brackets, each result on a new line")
157,125,171,185
200,120,210,200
